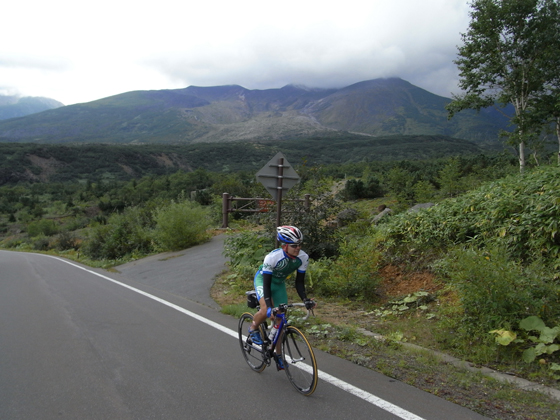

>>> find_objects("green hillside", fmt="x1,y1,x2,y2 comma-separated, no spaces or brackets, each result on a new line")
0,134,490,185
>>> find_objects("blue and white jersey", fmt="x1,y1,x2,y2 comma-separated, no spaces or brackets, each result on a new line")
259,248,309,281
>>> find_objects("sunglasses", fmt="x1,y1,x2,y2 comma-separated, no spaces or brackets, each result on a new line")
288,243,302,249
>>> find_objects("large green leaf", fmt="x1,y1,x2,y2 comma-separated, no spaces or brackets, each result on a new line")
539,326,560,344
522,347,537,363
519,316,546,332
490,329,517,346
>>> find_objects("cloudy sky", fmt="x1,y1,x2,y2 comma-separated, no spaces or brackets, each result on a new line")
2,0,472,106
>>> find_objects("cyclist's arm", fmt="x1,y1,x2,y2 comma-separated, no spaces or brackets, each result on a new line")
295,271,307,301
262,272,273,309
296,271,316,309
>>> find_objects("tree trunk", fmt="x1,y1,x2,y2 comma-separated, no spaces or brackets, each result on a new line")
519,141,526,173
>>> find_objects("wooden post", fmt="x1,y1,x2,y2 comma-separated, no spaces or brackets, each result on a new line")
222,192,230,228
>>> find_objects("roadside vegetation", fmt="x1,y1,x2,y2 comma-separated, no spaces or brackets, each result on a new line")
221,160,560,377
218,160,560,419
2,147,560,417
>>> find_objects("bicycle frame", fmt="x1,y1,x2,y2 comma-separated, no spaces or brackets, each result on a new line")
268,308,286,349
239,299,318,395
249,303,308,361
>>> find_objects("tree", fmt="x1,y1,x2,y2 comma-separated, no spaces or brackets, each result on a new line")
447,0,560,172
437,158,464,198
530,0,560,164
385,166,415,204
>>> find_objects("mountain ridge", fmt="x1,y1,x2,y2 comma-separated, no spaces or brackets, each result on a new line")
0,95,64,121
0,78,511,145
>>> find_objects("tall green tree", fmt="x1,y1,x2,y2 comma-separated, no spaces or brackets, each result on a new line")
531,0,560,163
447,0,560,172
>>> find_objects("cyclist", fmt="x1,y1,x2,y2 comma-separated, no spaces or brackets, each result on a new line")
248,225,316,370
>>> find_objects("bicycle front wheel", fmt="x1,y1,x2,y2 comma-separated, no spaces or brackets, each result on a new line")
281,326,318,396
238,312,267,372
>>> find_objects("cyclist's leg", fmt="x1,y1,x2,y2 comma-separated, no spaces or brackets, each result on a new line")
250,272,269,342
271,281,288,356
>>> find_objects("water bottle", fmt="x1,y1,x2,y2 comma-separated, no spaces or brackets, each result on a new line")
268,322,280,341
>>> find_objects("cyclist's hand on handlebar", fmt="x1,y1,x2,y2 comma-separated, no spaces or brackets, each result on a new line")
304,298,316,310
267,307,282,319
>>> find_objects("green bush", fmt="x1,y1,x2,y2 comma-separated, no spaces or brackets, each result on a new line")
32,235,51,251
378,165,560,267
82,206,154,260
54,230,79,251
341,177,384,200
433,246,560,340
337,208,359,227
311,235,382,300
28,219,59,237
223,229,274,288
264,185,342,259
223,229,274,268
153,199,212,251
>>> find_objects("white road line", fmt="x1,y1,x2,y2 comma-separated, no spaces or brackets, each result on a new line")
52,256,426,420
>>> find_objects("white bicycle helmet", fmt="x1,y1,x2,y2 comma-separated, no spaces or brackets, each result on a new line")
277,225,303,244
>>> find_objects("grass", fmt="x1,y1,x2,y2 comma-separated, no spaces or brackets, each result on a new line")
221,303,255,318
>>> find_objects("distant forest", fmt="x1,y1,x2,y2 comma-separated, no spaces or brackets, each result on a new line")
0,134,499,185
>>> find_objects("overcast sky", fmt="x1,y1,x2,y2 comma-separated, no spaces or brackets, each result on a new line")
2,0,472,106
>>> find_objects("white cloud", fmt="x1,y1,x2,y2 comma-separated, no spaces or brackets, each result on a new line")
1,0,471,105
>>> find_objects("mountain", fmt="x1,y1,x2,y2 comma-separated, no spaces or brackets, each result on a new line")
0,95,64,121
0,78,510,146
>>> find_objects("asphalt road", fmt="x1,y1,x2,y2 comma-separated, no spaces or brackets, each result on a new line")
0,238,491,420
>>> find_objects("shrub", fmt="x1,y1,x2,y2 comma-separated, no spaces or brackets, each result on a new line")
337,208,359,227
32,235,51,251
223,229,275,288
342,179,366,200
28,219,59,237
413,180,437,203
54,230,79,251
433,246,560,340
153,199,212,251
82,206,154,260
265,185,342,259
311,235,382,300
223,229,274,268
378,165,560,267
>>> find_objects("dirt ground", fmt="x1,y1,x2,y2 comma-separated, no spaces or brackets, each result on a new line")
377,265,441,296
311,265,443,328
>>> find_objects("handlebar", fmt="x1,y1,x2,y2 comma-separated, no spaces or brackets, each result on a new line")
273,302,314,320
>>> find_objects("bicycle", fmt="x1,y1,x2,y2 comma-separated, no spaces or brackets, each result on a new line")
238,290,318,396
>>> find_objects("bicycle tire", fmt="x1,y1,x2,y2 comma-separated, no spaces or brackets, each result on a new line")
238,312,267,372
281,326,318,396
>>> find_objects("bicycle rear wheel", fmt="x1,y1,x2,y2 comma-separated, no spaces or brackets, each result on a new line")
238,312,267,372
281,326,318,396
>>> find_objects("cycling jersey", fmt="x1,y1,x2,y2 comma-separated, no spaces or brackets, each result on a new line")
254,248,309,306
